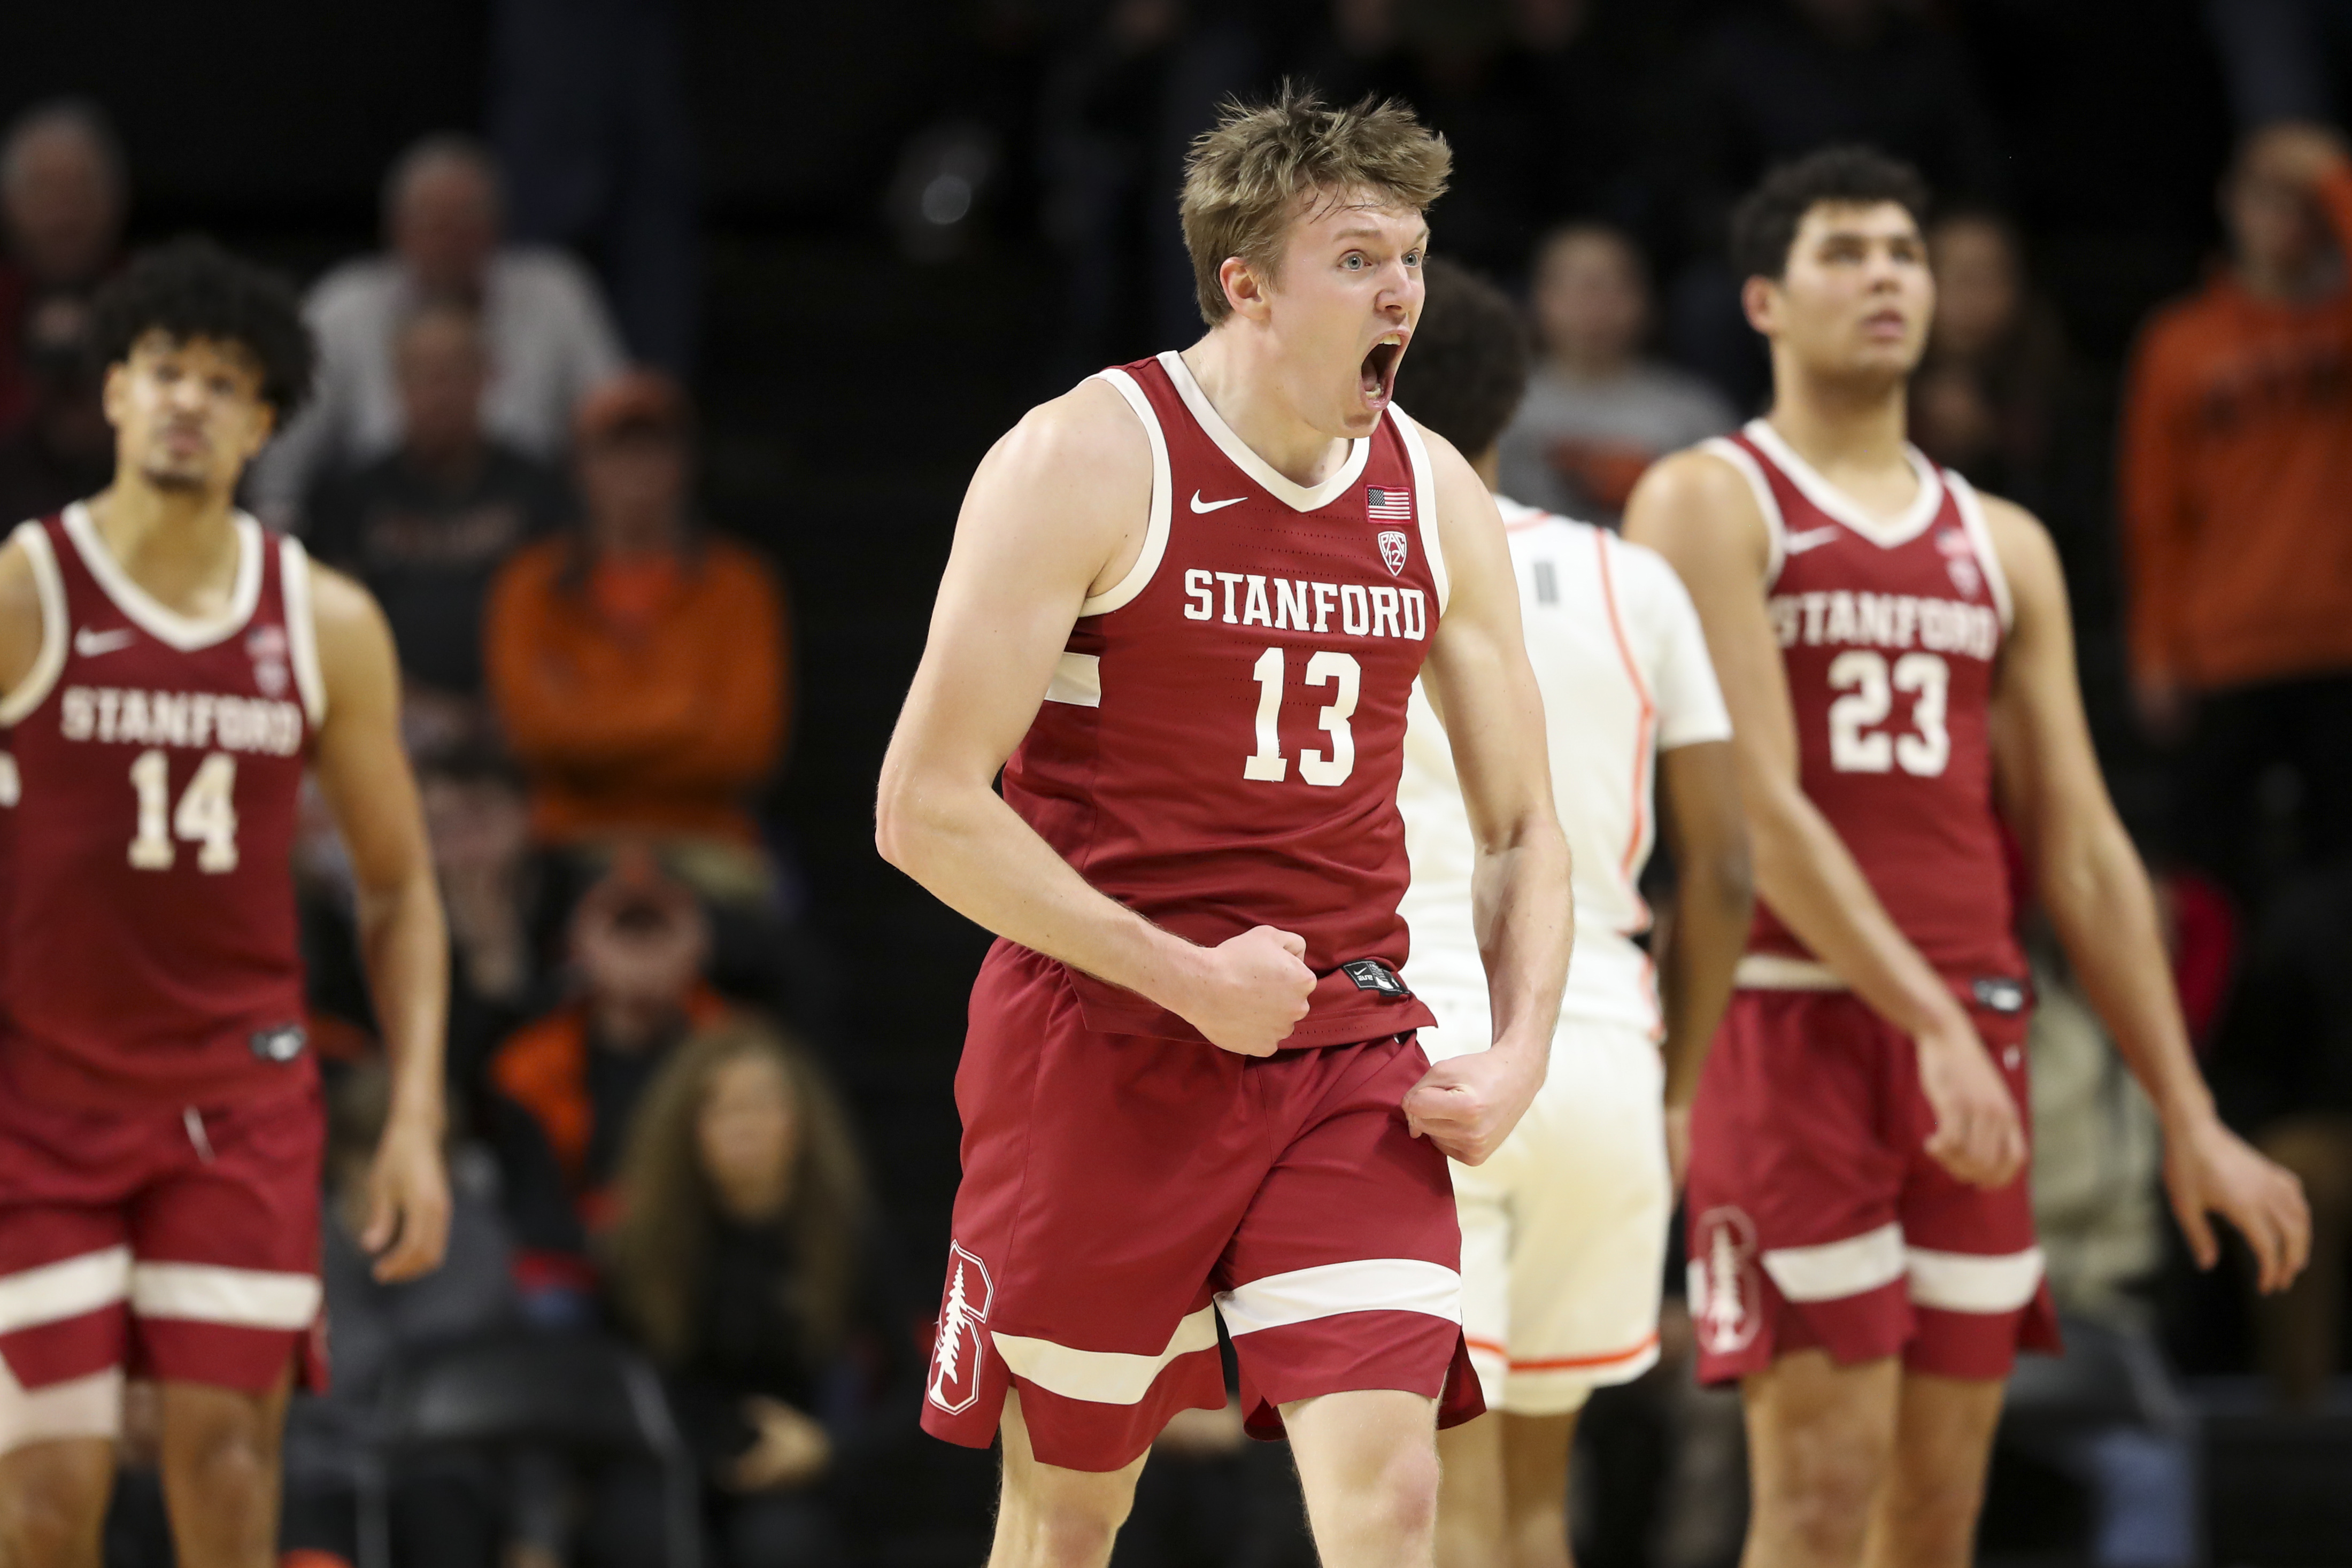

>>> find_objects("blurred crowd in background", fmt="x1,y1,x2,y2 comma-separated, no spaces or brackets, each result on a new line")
6,0,2352,1564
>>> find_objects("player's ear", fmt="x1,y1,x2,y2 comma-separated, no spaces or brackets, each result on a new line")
1221,256,1270,322
99,359,133,432
1740,274,1779,337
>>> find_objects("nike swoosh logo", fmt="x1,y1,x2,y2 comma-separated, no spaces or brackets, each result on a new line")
74,628,136,656
1783,526,1844,555
1190,491,1246,514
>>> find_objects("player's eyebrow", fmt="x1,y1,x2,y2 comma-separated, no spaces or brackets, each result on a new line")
1331,224,1430,248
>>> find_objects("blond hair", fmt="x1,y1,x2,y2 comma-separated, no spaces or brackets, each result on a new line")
1181,84,1451,326
601,1015,870,1366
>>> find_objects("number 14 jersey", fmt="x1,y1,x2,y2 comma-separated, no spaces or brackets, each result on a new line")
0,504,322,1109
1707,420,2024,984
998,351,1446,1047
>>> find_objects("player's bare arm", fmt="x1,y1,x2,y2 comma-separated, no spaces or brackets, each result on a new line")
1652,738,1751,1190
876,380,1315,1056
1980,493,2311,1292
1405,429,1573,1165
309,565,453,1281
1625,449,2024,1188
0,534,45,696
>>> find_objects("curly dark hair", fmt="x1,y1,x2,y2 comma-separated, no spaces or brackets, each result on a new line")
1392,256,1530,461
90,237,315,417
1729,145,1932,283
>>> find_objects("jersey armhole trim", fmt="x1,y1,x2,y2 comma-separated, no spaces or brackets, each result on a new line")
1696,437,1786,589
1393,411,1449,616
1942,470,2015,631
0,522,67,727
1079,369,1172,617
279,536,329,729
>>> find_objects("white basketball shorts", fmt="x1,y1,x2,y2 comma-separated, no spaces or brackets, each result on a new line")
1421,986,1670,1415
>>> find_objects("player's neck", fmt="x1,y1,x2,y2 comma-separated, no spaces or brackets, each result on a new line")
1764,367,1911,479
85,476,244,608
1180,331,1356,490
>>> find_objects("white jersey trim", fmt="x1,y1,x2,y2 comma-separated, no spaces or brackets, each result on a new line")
1698,436,1788,589
1083,369,1175,617
1906,1245,2045,1314
1741,419,1945,551
1734,953,1846,991
1217,1257,1462,1336
1943,470,2015,631
993,1306,1219,1406
1393,408,1450,616
1761,1222,1906,1303
63,501,265,651
1043,650,1101,707
279,535,328,728
0,521,68,726
1157,350,1371,514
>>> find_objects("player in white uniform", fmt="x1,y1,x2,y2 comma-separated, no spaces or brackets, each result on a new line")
1394,263,1755,1568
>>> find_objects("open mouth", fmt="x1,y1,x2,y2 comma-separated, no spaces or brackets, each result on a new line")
1361,334,1406,404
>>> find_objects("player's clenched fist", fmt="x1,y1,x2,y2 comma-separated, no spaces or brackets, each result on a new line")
1178,926,1315,1057
1402,1046,1544,1165
1915,1019,2026,1189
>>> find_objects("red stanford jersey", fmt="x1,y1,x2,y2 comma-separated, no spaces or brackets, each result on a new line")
0,504,323,1109
1707,421,2024,983
999,351,1447,1047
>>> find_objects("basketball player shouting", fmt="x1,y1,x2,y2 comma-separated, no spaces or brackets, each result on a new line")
0,241,449,1568
1391,260,1753,1568
878,91,1571,1567
1625,148,2311,1568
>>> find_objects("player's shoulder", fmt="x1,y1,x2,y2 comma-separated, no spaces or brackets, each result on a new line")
1628,440,1760,515
1965,484,2063,592
990,375,1151,486
0,519,45,614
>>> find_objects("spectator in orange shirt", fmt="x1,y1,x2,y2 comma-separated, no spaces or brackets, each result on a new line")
2120,121,2352,897
485,371,788,902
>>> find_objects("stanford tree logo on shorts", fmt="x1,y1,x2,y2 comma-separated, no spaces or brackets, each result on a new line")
927,1241,995,1415
1688,1207,1763,1357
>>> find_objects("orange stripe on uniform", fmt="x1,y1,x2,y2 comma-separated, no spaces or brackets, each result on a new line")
1507,1330,1660,1372
1592,532,1657,889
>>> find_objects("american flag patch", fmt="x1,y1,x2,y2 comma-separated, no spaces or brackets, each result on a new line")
1367,486,1413,520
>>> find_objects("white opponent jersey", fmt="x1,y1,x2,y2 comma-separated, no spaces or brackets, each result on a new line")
1398,498,1732,1039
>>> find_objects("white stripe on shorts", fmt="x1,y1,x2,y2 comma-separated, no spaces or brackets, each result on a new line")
992,1306,1219,1406
130,1263,321,1330
0,1247,132,1334
0,1363,123,1453
1761,1224,1906,1303
1907,1245,2045,1314
1216,1257,1462,1337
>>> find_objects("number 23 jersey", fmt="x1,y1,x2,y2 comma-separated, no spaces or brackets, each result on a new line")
1707,420,2022,983
0,504,322,1109
999,350,1446,1047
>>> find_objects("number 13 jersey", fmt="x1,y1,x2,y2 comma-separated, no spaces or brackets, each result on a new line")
1707,420,2023,984
0,503,322,1109
999,350,1446,1047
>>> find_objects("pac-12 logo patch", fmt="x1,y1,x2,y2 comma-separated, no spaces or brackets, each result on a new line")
927,1241,995,1415
1688,1206,1763,1357
1935,529,1981,598
1377,529,1409,576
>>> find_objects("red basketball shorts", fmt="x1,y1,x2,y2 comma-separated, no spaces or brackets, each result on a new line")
1684,987,2060,1385
921,942,1482,1472
0,1074,325,1438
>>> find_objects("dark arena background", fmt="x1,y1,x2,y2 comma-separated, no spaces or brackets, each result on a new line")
5,1,2352,1564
